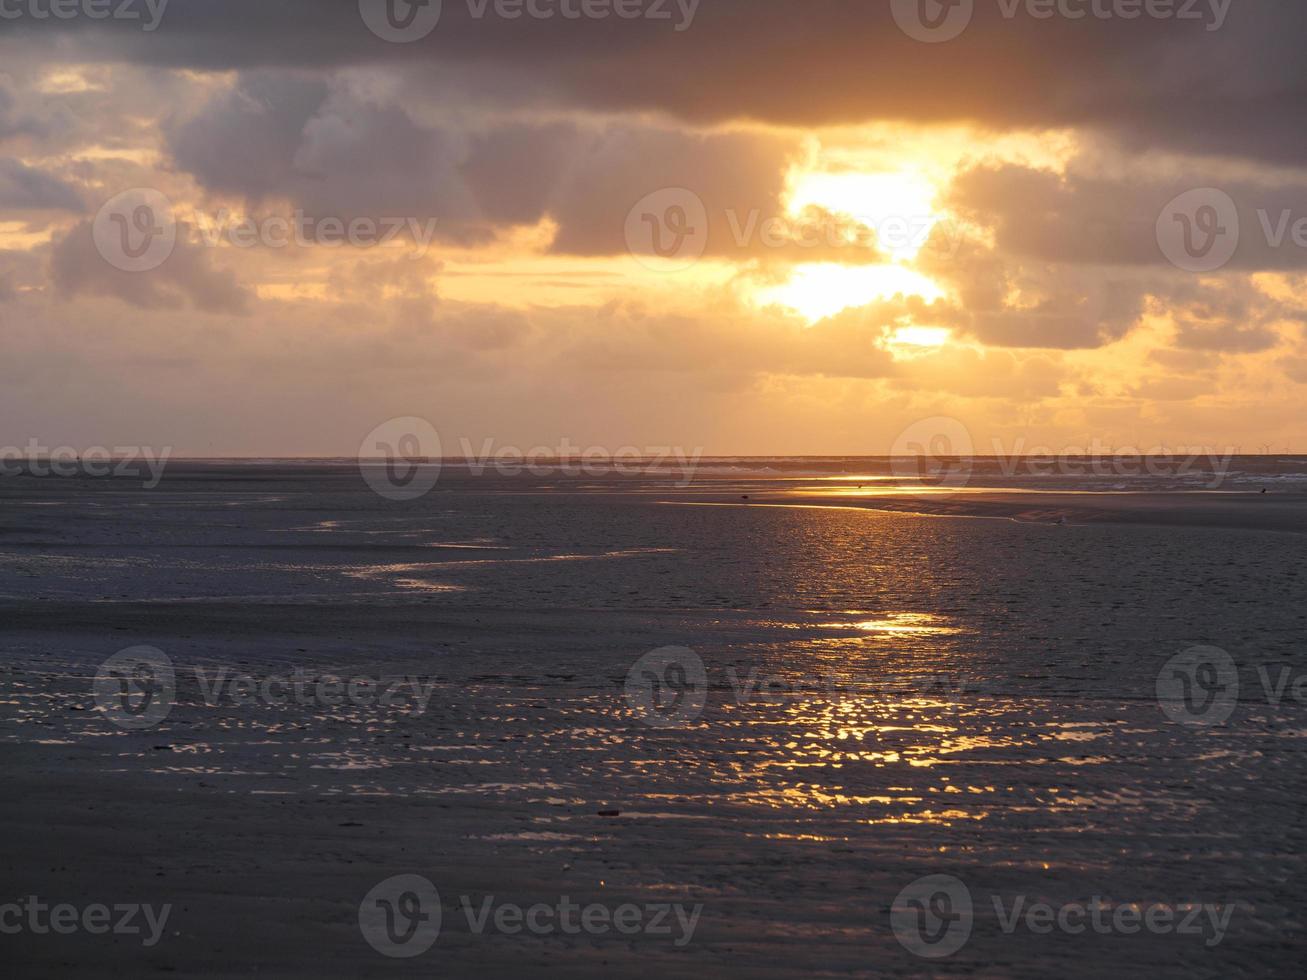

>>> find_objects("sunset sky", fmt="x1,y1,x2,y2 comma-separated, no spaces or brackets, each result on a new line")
2,1,1305,456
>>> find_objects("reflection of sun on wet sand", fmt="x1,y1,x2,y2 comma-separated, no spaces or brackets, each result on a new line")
816,613,961,637
668,487,1307,534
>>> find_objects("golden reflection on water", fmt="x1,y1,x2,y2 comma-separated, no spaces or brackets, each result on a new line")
795,484,964,497
718,686,998,825
838,612,960,636
812,475,908,483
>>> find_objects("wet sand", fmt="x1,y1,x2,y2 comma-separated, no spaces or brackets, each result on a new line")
1,464,1304,976
684,487,1307,534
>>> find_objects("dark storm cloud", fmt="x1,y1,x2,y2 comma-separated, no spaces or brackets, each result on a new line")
165,72,330,201
0,77,33,139
459,122,577,228
0,157,82,210
6,0,1303,163
948,161,1307,272
164,74,829,259
166,72,492,244
522,124,814,259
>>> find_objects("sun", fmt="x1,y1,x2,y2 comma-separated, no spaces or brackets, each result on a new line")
749,166,952,327
888,325,952,349
754,263,944,323
787,169,942,262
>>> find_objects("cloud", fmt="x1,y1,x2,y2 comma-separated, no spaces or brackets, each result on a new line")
915,222,1150,350
1280,357,1307,384
535,124,811,260
1162,278,1303,353
167,74,818,259
50,219,253,314
0,77,30,140
1126,375,1219,402
0,157,82,211
0,73,61,144
13,1,1307,164
920,159,1307,351
0,246,43,297
4,258,1302,453
3,2,1307,452
551,299,898,381
892,345,1070,400
165,71,330,201
948,160,1307,273
165,71,499,247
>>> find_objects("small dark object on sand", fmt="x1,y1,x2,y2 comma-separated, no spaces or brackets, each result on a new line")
597,809,621,817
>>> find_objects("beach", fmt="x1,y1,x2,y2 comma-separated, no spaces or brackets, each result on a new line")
1,461,1304,976
7,1,1307,974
